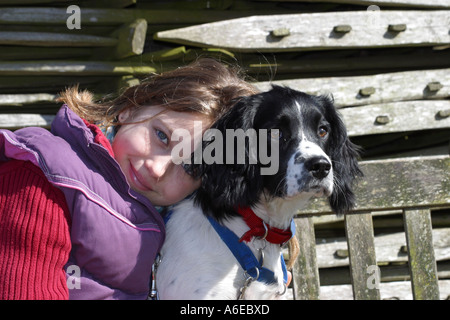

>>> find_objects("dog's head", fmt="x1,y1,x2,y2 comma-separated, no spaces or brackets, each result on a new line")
188,85,362,219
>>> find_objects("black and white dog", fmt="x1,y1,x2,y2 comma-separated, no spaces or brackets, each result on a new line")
155,85,362,299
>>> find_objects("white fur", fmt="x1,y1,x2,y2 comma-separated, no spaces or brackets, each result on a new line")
155,192,313,300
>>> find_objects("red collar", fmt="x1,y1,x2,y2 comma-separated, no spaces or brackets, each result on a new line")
237,207,293,245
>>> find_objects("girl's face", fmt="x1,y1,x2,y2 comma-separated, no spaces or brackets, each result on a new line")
112,106,208,207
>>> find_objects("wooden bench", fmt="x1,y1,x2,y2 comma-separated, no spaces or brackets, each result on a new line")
292,155,449,300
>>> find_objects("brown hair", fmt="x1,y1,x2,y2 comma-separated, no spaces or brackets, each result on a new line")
58,58,258,127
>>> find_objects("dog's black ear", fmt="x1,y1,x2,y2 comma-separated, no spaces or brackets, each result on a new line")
188,96,264,220
323,98,363,215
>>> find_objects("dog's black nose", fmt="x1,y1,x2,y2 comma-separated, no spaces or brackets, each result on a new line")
305,156,331,179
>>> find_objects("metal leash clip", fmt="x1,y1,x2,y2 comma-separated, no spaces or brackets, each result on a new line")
148,254,162,300
238,268,260,300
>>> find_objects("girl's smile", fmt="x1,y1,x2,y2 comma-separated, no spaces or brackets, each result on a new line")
129,161,153,192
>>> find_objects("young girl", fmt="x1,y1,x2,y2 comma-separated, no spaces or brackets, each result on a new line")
0,58,258,300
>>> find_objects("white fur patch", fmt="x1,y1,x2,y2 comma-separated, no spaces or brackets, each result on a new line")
156,200,288,300
286,137,333,197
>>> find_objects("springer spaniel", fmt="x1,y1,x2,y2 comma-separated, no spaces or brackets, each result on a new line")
154,85,362,300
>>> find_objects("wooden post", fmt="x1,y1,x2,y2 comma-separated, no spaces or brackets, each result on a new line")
345,212,380,300
403,209,440,300
292,215,320,300
112,19,148,59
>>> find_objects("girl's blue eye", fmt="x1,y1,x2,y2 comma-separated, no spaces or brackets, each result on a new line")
156,129,169,145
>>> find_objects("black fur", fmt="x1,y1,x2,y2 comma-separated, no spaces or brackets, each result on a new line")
188,85,362,219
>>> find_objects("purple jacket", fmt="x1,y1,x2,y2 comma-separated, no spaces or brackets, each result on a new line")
0,105,165,299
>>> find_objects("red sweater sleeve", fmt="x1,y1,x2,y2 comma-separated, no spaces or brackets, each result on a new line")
0,160,72,300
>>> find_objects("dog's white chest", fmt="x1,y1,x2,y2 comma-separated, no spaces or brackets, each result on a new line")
155,201,286,300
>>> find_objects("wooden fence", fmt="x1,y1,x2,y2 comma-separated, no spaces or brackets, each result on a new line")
0,0,449,299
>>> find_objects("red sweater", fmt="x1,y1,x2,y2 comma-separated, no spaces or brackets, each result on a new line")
0,121,114,300
0,159,72,300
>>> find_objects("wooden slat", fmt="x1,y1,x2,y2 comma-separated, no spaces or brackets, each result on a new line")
0,76,115,92
0,31,118,47
246,49,450,78
0,8,248,26
155,10,450,52
260,0,450,9
0,0,136,7
0,93,57,106
0,8,131,26
0,114,54,129
320,280,450,300
315,227,450,269
345,212,380,300
0,0,73,5
320,260,450,287
0,0,72,4
341,100,450,137
292,216,320,300
0,61,155,76
0,46,93,61
403,209,440,300
80,0,137,8
298,156,450,215
256,68,450,108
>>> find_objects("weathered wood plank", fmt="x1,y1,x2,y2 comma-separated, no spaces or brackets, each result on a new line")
0,76,116,92
0,7,131,26
0,46,93,61
80,0,137,8
341,100,450,136
245,49,450,78
298,156,450,215
0,0,136,8
320,280,450,300
0,61,155,76
0,93,57,106
155,10,450,52
320,260,450,286
403,209,440,300
0,31,118,47
345,212,380,299
0,114,54,129
0,0,137,4
0,0,73,5
292,216,320,300
256,68,450,108
0,0,72,3
261,0,450,9
315,227,450,268
0,8,249,26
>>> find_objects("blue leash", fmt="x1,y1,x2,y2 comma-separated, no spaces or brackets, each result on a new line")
162,208,289,285
206,215,288,285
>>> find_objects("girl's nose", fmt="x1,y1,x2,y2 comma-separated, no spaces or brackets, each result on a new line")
146,155,172,180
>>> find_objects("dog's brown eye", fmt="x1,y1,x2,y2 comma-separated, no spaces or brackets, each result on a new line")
318,127,328,138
